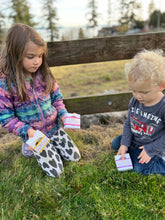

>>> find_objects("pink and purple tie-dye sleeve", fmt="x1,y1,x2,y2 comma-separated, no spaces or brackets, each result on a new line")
51,81,68,119
0,85,31,141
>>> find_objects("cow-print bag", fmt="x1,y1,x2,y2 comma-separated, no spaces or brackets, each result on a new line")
33,128,81,177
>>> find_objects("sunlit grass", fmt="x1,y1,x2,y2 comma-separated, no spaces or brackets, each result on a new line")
1,124,165,220
50,60,129,97
1,60,165,219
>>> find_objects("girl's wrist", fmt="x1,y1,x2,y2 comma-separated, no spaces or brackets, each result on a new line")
61,116,65,124
27,128,36,138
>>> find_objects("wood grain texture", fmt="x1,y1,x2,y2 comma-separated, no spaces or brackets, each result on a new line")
47,32,165,66
63,92,132,115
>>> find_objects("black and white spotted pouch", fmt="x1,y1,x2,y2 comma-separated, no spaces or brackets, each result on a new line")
26,130,63,177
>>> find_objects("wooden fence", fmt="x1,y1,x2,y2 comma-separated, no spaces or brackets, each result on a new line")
47,32,165,115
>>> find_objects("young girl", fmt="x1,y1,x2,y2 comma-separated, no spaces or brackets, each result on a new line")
112,49,165,175
0,23,81,177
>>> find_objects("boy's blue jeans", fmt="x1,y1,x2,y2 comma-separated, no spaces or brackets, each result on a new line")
112,135,165,175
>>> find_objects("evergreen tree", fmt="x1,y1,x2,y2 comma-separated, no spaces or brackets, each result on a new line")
78,28,86,39
86,0,99,28
107,0,112,26
10,0,35,26
119,0,141,28
41,0,58,42
148,0,155,18
149,10,165,28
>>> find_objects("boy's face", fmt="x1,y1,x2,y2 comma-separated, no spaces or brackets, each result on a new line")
128,79,164,106
22,41,44,75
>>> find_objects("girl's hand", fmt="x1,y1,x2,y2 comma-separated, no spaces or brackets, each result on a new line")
27,128,36,138
61,115,65,125
117,145,128,160
61,115,74,130
138,146,151,164
27,128,36,151
62,113,77,131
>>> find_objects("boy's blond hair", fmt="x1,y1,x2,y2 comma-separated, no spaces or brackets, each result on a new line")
125,49,165,86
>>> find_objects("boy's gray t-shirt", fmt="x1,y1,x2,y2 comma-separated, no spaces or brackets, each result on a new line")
121,96,165,158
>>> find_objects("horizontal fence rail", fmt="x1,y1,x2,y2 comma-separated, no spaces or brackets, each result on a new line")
47,32,165,114
63,92,132,115
47,32,165,66
1,32,164,115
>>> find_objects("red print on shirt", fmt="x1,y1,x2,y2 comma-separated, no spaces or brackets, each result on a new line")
130,115,154,136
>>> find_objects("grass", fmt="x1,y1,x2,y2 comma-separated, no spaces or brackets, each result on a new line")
0,60,165,219
50,60,129,98
1,124,165,220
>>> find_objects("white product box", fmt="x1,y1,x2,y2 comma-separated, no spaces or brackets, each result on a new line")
115,153,133,171
26,130,50,154
64,113,80,129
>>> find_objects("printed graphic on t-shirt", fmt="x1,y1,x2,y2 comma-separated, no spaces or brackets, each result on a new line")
130,115,155,136
130,107,162,125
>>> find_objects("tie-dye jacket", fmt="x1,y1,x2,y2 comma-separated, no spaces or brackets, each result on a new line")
0,73,67,142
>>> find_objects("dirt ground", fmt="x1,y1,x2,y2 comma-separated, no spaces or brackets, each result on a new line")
0,126,21,149
0,112,125,151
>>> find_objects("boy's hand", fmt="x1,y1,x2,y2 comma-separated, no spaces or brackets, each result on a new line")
117,145,128,160
138,146,151,164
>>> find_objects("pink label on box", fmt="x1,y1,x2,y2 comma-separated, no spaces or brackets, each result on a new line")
115,153,133,171
64,113,80,129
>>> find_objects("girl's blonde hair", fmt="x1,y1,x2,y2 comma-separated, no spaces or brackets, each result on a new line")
125,49,165,86
0,23,54,101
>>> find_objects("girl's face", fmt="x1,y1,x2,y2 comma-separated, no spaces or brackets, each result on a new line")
128,79,164,106
22,41,44,75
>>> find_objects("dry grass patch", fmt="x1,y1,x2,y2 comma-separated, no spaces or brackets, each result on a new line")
67,122,123,163
0,127,21,150
50,60,129,97
0,121,123,160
